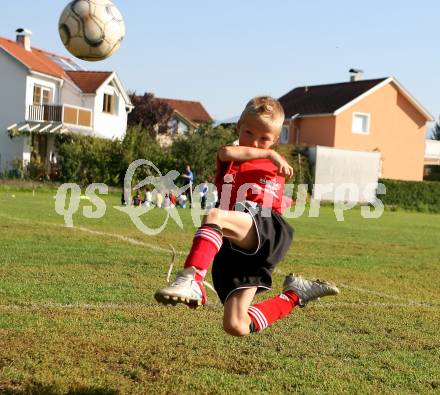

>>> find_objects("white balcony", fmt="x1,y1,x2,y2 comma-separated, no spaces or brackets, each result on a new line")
27,104,93,129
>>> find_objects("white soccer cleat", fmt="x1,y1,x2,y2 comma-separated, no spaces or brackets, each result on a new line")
154,267,206,307
283,273,339,307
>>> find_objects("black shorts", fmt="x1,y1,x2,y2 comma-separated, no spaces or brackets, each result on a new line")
211,201,294,304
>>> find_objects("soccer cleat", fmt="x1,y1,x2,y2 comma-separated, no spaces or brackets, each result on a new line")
283,273,339,307
154,267,206,307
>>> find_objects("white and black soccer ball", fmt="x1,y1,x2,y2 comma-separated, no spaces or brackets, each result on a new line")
59,0,125,62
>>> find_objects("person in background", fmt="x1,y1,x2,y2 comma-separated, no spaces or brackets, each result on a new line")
144,187,153,207
169,190,177,208
200,180,209,209
163,193,171,209
182,165,194,207
132,190,142,207
177,193,187,209
155,189,164,208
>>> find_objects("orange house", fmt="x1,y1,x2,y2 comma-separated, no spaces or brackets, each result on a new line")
278,76,434,181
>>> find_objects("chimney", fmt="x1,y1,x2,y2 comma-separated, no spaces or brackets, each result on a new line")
16,28,32,51
349,68,364,82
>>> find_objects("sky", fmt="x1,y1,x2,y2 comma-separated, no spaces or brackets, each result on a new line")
1,0,439,128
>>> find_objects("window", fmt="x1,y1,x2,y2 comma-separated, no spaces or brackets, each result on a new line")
352,113,370,134
33,86,52,105
168,117,178,134
103,93,114,114
42,89,51,105
33,86,41,105
177,121,189,134
280,126,289,144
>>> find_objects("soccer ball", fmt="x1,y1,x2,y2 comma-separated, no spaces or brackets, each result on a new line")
58,0,125,61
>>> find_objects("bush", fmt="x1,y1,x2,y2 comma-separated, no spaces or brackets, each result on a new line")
55,133,122,186
54,125,237,187
379,178,440,213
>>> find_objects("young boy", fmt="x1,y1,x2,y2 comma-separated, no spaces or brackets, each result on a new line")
155,96,339,336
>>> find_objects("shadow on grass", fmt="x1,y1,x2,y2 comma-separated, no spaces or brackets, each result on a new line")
1,382,119,395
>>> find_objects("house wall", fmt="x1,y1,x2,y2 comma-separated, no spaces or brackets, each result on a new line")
0,50,28,172
334,82,427,181
288,116,336,146
93,82,128,140
61,81,85,108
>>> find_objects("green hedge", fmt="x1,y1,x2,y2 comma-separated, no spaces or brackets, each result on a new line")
54,125,237,187
55,133,123,186
379,178,440,212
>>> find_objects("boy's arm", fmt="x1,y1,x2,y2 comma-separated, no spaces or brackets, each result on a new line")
217,145,293,177
217,145,272,162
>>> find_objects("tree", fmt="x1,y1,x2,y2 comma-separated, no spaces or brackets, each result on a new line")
432,117,440,140
127,92,174,138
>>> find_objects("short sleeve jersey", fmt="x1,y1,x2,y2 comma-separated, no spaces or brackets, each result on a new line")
214,154,291,214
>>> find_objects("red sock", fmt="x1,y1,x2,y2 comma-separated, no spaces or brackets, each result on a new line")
184,224,223,281
248,291,299,332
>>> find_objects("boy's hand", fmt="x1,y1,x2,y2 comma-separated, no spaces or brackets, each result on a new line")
269,150,294,177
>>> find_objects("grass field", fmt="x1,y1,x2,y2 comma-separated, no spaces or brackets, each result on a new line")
1,187,440,394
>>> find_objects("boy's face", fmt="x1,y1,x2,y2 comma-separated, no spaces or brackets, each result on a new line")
237,116,280,150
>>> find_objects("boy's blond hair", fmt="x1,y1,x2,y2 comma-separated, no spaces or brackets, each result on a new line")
239,96,285,132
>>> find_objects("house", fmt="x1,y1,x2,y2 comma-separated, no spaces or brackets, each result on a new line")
149,97,211,146
278,71,434,181
0,29,133,174
158,98,213,133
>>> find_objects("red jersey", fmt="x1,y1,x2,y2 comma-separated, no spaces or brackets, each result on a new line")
214,155,292,214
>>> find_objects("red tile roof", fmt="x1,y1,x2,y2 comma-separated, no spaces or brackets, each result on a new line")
157,98,213,124
0,36,68,80
66,71,112,93
279,78,388,117
0,36,112,94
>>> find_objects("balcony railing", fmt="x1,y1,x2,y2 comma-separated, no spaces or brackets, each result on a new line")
27,104,92,128
28,105,62,122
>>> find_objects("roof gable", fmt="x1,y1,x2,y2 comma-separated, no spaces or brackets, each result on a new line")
279,78,388,117
157,98,213,124
66,71,113,93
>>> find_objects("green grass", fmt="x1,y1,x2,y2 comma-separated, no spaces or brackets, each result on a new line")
1,187,440,394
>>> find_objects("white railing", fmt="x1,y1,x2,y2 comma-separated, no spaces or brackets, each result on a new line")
425,140,440,160
28,105,62,122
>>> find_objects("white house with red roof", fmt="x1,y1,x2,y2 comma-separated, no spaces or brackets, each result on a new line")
152,97,213,146
0,29,133,173
157,97,213,133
